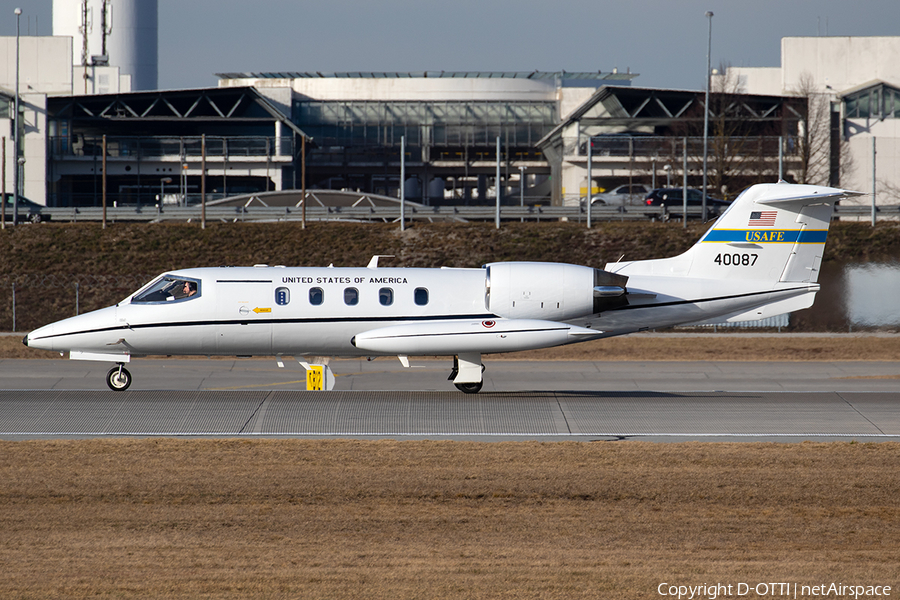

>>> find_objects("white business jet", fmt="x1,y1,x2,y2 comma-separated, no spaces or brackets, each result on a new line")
24,182,860,393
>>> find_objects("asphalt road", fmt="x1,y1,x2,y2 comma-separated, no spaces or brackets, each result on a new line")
1,358,898,441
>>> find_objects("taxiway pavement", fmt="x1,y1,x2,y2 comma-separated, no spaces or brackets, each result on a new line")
0,358,897,441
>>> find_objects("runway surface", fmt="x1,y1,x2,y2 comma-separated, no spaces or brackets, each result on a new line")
1,358,898,441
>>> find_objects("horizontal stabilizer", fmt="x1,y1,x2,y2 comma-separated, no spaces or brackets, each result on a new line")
753,186,865,205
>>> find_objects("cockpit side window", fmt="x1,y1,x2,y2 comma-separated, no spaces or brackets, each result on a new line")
132,276,201,303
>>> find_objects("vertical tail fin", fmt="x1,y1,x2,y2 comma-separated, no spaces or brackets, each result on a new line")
682,183,863,282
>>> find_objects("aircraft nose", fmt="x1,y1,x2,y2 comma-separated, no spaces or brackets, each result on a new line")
24,323,56,352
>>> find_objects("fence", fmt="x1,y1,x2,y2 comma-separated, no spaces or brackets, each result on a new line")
33,202,900,225
1,274,153,332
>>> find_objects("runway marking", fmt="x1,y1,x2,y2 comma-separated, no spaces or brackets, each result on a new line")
836,374,900,379
4,432,900,438
207,379,309,391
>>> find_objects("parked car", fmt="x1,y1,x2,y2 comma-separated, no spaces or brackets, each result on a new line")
1,194,51,223
643,188,730,219
590,184,653,207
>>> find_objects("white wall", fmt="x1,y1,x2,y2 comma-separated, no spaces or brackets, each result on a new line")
2,93,49,206
723,67,782,96
0,36,74,206
721,37,900,96
559,87,595,121
20,93,49,205
782,37,900,93
841,122,900,205
0,36,73,95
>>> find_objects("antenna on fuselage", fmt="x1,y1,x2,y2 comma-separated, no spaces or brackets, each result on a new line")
367,255,395,269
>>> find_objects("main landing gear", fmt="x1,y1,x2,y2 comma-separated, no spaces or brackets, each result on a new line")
106,364,132,391
449,353,485,394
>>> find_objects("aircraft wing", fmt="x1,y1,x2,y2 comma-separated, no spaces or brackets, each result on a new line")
352,318,601,355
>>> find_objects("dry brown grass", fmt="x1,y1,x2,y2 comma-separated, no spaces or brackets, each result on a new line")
6,333,900,361
505,334,900,362
1,439,898,599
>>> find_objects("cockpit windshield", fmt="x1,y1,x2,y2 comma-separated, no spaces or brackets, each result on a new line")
132,276,201,303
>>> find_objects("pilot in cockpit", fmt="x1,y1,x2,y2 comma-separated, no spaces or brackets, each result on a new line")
174,280,197,299
132,277,199,303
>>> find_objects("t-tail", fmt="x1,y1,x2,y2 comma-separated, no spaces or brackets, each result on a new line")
686,182,863,283
606,182,864,325
614,183,864,284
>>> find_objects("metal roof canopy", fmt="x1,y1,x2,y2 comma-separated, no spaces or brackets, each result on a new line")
48,86,309,139
538,85,805,147
216,70,638,83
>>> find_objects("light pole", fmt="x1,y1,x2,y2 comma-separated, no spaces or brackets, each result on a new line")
13,7,22,226
701,10,713,222
518,165,527,223
518,165,527,208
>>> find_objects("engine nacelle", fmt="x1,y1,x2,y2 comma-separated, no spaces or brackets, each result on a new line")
485,262,628,320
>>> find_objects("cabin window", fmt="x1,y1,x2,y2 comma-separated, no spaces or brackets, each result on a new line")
275,287,290,306
132,276,200,303
379,287,394,306
414,287,429,306
309,287,324,306
344,287,359,306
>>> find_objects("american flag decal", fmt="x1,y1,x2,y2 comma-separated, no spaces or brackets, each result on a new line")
748,210,777,226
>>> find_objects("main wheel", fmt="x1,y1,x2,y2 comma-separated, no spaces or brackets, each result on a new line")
454,381,483,394
106,366,132,391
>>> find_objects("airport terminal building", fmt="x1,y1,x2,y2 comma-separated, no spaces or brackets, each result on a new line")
2,55,637,207
217,70,636,206
2,15,899,209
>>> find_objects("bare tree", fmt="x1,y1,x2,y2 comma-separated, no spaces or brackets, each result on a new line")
707,63,754,196
789,72,832,185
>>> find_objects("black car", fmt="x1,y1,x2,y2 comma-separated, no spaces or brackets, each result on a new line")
1,194,51,223
643,188,729,219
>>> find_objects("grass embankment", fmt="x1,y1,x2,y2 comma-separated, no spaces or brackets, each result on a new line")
1,439,898,599
1,220,899,332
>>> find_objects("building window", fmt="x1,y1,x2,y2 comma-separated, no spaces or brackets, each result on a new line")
843,84,900,120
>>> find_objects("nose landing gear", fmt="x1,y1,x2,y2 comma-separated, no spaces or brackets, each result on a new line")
106,364,132,391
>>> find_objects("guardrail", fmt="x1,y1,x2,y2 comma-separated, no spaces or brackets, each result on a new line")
35,203,900,224
39,204,656,223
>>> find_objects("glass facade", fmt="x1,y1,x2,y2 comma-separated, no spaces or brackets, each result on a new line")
844,84,900,119
294,100,557,149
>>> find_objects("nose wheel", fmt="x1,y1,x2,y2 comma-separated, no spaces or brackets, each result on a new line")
106,364,132,391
